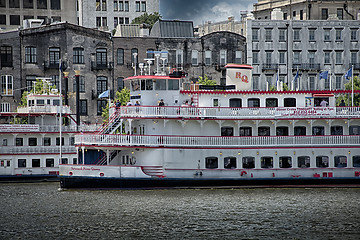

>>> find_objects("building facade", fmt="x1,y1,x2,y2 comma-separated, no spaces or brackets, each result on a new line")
253,0,360,21
246,18,360,91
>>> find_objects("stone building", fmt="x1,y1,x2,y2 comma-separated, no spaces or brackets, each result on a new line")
253,0,360,21
246,18,360,91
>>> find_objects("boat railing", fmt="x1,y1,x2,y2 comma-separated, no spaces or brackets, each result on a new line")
0,146,76,154
75,134,360,148
0,124,97,133
113,106,360,119
17,105,72,114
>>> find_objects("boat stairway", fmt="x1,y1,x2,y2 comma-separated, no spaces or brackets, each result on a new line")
141,166,165,178
98,111,122,134
96,150,120,165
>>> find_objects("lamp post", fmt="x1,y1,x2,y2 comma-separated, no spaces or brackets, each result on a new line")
139,62,144,75
74,69,81,131
144,58,154,75
155,53,160,75
133,52,138,76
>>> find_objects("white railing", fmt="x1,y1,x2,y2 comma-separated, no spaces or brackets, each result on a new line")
0,124,98,133
17,105,72,114
75,134,360,148
114,106,360,120
0,146,76,154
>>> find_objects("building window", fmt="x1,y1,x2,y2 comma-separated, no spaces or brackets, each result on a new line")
29,137,37,146
125,17,129,24
321,8,328,20
335,51,342,64
114,17,118,28
308,51,315,65
61,158,68,164
309,76,315,90
293,51,300,64
335,75,342,89
239,127,252,136
351,52,357,64
1,75,13,95
43,137,51,146
136,1,140,11
258,127,270,136
96,17,101,27
252,51,259,64
18,159,26,168
10,15,20,25
102,17,107,27
293,29,300,41
176,49,183,66
16,138,23,146
298,156,310,168
351,29,357,41
37,0,47,9
300,10,303,20
224,157,236,169
97,100,107,115
97,76,108,95
265,51,272,64
146,49,154,61
46,158,54,167
265,28,272,41
124,1,129,11
25,46,37,63
50,75,59,90
219,50,227,65
324,51,331,64
96,0,100,10
101,0,106,11
119,17,124,24
73,47,84,64
279,29,286,41
191,50,198,66
0,15,6,25
205,50,211,65
337,8,343,20
119,1,123,11
73,76,85,92
0,102,10,112
235,51,242,64
252,75,259,90
49,47,60,65
283,12,287,20
141,1,146,12
117,77,124,91
0,46,13,67
309,29,315,41
205,157,218,169
279,52,285,64
243,157,255,169
324,29,331,41
117,48,124,65
96,48,107,67
335,29,342,41
80,100,87,115
252,28,259,41
114,1,118,11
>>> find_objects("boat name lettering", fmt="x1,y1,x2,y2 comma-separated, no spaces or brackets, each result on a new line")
275,107,334,116
235,72,248,83
71,167,101,171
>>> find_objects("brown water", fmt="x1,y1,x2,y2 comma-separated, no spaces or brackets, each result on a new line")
0,183,359,239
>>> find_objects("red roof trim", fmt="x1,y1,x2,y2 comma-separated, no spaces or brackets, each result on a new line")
225,64,253,69
125,75,182,80
313,94,334,97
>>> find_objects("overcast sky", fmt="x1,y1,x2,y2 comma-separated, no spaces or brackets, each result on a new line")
160,0,258,26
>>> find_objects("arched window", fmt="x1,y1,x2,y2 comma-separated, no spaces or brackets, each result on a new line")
221,127,233,136
331,126,343,135
276,126,289,136
205,157,218,169
261,157,273,168
248,98,260,107
298,156,310,168
284,98,296,107
258,126,270,136
240,127,252,136
229,98,242,108
312,126,325,135
266,98,278,107
316,156,329,168
294,126,306,136
242,157,255,169
334,156,347,168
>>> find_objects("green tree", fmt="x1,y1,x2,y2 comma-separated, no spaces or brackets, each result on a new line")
19,79,56,107
336,76,360,106
198,75,216,86
101,88,130,122
131,12,162,28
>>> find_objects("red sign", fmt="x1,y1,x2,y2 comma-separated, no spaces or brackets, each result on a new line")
235,72,248,83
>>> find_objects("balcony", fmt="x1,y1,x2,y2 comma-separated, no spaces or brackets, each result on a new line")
292,63,321,71
75,134,360,149
262,63,279,70
44,61,59,70
91,61,113,71
350,63,360,70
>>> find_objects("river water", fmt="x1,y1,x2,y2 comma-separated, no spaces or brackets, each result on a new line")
0,183,359,240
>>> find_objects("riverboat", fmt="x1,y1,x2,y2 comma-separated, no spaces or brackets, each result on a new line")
59,64,360,189
0,90,96,182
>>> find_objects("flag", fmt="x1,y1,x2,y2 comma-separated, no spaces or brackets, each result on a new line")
345,67,352,80
319,71,328,80
98,90,109,98
293,70,299,83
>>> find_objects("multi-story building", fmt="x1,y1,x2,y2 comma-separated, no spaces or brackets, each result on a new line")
0,20,246,123
253,0,360,20
246,16,360,91
0,0,159,31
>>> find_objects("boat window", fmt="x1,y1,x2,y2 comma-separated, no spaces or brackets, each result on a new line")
224,157,236,169
240,127,252,136
279,156,292,168
16,138,23,146
266,98,278,107
61,158,68,164
312,126,325,135
141,80,146,90
353,156,360,167
229,98,242,108
155,79,166,90
56,137,64,146
36,99,45,105
131,80,140,91
221,127,233,136
258,126,270,136
53,99,60,106
29,137,37,146
316,156,329,168
276,126,289,136
46,158,54,167
349,125,360,135
294,126,306,136
314,98,329,107
146,79,153,90
32,159,40,168
242,157,255,169
213,99,219,107
205,157,218,169
18,159,26,168
261,157,273,168
168,79,179,90
248,98,260,107
331,126,343,135
28,100,35,106
284,98,296,107
334,156,347,168
298,156,310,168
43,137,51,146
47,99,51,105
73,158,77,165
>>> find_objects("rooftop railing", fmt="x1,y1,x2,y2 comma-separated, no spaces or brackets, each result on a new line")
75,134,360,148
17,105,72,114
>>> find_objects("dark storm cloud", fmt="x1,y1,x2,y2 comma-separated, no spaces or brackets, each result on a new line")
160,0,257,26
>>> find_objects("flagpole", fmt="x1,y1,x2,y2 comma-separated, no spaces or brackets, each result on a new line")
329,69,332,91
59,59,62,165
352,65,354,107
